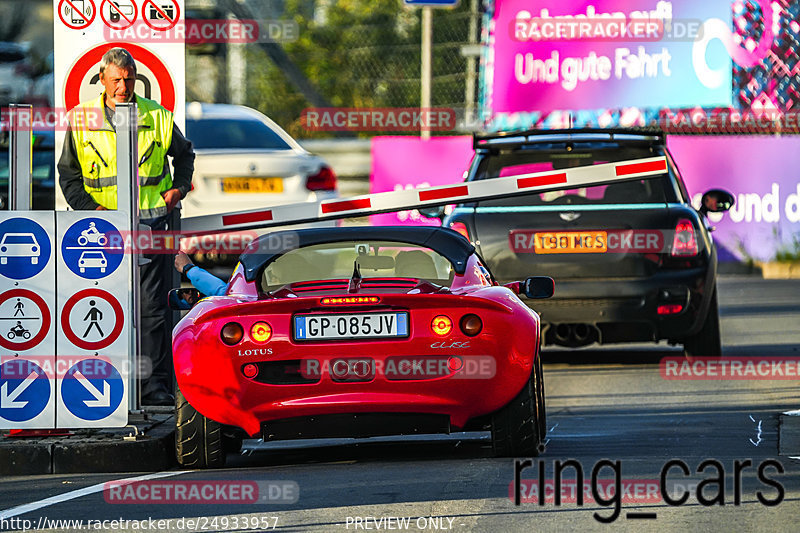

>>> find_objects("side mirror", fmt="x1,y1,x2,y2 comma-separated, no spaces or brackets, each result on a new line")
700,189,735,214
418,205,446,219
168,288,204,310
523,276,555,299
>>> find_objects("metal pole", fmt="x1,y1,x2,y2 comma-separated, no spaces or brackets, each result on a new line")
421,6,432,140
465,0,478,130
115,103,142,411
9,104,33,210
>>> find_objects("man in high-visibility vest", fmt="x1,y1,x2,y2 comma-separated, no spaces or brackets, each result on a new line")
58,47,195,406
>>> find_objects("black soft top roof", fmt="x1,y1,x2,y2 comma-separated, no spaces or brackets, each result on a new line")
239,226,476,282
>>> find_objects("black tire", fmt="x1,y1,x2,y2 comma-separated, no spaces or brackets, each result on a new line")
491,356,545,457
534,355,547,443
683,285,722,359
175,386,225,468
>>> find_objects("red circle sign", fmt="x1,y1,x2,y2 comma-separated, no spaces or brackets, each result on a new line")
64,42,176,112
0,289,51,351
142,0,180,31
58,0,97,30
100,0,138,30
61,289,124,350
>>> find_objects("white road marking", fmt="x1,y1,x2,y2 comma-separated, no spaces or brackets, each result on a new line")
0,471,189,520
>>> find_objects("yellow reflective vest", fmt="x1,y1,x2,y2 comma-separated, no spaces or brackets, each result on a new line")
70,93,174,218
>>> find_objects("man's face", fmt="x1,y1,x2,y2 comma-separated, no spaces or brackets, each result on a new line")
99,63,136,107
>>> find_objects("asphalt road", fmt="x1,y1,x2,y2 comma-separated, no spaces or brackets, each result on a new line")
1,276,798,532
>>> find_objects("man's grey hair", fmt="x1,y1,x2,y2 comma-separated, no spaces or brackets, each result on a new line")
99,47,137,75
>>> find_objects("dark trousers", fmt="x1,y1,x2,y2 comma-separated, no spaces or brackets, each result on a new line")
140,210,179,397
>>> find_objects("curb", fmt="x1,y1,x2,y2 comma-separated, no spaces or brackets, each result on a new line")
758,262,800,279
0,414,175,476
779,411,800,456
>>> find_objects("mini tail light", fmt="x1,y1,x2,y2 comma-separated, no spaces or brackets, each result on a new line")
221,322,244,345
447,356,463,372
657,304,684,315
672,219,698,256
460,314,483,336
242,363,259,378
306,165,337,191
448,222,470,241
250,322,272,343
431,315,453,336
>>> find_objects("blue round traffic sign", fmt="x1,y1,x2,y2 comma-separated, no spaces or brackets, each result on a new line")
0,360,50,422
61,218,123,279
0,218,51,280
61,359,124,420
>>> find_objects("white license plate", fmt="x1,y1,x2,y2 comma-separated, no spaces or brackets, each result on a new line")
294,313,409,340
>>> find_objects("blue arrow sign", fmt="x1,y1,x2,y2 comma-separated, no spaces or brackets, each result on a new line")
0,218,52,280
61,218,124,279
61,359,124,421
0,360,50,422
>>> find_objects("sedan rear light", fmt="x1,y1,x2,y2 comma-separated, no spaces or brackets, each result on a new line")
657,304,684,315
448,222,470,241
306,165,337,191
221,322,244,345
671,219,698,256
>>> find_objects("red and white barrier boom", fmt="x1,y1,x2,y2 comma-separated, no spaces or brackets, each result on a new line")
180,157,668,235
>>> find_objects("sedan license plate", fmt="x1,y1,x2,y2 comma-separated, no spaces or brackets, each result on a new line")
221,177,284,193
294,313,409,340
533,231,608,254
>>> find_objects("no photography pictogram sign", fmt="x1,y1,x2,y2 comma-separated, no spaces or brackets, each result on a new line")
142,0,181,31
100,0,137,30
58,0,97,30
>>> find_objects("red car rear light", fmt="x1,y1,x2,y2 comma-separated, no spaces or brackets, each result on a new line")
672,219,698,256
460,314,482,336
242,363,259,378
306,165,337,191
250,321,272,343
320,296,381,305
431,315,453,336
448,222,470,241
657,304,684,315
221,322,244,345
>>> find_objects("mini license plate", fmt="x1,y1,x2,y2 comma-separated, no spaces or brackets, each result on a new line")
221,177,284,193
294,313,409,340
533,231,608,254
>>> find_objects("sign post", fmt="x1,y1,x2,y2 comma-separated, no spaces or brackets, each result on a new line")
8,104,33,211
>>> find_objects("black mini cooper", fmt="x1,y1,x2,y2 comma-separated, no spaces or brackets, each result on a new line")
437,128,734,358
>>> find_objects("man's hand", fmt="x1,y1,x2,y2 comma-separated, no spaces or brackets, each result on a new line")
95,205,108,210
162,188,182,212
174,251,193,274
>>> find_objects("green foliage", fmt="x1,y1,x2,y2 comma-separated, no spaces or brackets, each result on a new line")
774,234,800,262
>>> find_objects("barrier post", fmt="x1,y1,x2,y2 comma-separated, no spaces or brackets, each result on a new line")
115,103,142,411
8,104,33,210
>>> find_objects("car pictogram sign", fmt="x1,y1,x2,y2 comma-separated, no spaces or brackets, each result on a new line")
0,290,52,352
58,0,97,30
0,359,50,423
61,358,124,421
0,218,52,280
60,218,124,280
64,42,177,112
61,289,124,351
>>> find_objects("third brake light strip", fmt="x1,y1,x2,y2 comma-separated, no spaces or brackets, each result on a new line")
182,156,668,235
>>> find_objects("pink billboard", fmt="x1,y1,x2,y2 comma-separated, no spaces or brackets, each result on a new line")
370,135,800,262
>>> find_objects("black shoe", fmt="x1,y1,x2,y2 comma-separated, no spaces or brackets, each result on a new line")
142,390,175,406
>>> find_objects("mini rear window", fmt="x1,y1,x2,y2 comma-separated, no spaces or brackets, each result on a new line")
186,118,291,150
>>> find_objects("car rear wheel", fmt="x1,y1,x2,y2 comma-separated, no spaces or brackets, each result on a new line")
491,356,545,457
683,285,721,360
175,386,225,468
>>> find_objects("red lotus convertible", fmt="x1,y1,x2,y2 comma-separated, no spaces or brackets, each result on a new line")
171,226,553,467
